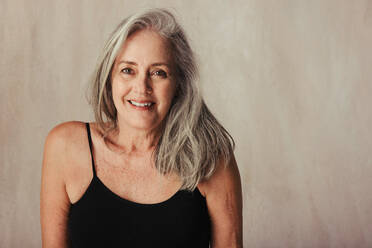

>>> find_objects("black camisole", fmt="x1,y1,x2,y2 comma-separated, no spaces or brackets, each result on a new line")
67,123,211,247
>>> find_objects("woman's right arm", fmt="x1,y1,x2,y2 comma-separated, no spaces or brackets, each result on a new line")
40,124,71,248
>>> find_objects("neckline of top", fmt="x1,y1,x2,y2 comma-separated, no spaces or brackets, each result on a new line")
82,122,205,208
93,175,187,207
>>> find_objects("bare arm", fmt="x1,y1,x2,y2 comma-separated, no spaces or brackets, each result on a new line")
40,124,71,248
203,154,243,248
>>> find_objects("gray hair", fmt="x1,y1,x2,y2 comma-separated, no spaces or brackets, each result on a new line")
87,8,235,191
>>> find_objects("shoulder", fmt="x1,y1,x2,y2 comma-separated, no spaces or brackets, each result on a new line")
43,121,88,169
44,121,89,152
45,121,86,144
200,154,242,198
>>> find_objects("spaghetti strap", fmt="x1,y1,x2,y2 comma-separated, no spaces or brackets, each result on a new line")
85,122,97,177
69,123,211,247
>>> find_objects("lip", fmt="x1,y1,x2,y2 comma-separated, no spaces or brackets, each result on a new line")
127,100,155,111
128,99,155,104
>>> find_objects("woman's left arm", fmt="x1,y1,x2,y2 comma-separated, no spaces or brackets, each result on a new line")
202,154,243,248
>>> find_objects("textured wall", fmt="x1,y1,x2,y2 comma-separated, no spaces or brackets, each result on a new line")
1,0,372,247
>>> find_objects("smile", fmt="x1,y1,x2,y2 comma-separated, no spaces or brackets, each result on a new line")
128,100,155,110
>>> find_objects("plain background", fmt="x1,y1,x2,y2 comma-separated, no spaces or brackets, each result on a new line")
1,0,372,247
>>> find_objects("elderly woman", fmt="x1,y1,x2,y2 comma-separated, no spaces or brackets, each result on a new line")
40,8,242,248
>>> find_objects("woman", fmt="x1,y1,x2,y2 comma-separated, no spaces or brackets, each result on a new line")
41,8,242,248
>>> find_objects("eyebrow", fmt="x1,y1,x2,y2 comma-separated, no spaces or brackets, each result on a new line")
118,60,170,67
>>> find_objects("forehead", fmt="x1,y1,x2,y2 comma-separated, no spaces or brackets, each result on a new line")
115,29,172,63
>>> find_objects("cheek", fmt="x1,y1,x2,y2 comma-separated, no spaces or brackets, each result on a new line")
111,83,120,103
111,84,128,110
165,81,176,99
160,86,176,106
112,80,126,98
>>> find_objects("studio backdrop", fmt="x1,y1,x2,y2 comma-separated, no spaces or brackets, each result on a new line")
1,0,372,247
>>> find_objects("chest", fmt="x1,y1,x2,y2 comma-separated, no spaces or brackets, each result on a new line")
100,156,180,197
67,149,182,205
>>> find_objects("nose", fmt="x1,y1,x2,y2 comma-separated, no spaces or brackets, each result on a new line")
133,71,152,95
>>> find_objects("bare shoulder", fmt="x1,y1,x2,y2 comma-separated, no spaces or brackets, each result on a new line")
43,121,87,172
46,121,86,145
199,154,242,198
46,121,87,148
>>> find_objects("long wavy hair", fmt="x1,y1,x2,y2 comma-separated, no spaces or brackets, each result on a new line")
87,8,235,191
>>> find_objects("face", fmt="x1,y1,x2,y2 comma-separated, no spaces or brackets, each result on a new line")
110,29,176,132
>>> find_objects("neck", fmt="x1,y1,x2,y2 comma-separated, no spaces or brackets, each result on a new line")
108,119,163,156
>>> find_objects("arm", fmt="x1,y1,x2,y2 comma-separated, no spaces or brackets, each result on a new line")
40,124,71,248
203,154,243,248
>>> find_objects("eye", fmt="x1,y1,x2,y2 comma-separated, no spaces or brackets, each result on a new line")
121,68,133,74
152,70,168,78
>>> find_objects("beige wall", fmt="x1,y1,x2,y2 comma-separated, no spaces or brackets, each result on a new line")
1,0,372,247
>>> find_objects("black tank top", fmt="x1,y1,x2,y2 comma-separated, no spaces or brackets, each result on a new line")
67,123,211,247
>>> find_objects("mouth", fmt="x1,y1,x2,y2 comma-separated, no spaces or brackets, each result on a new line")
127,100,155,110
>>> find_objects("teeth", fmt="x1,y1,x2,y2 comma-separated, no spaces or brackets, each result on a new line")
129,100,153,107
